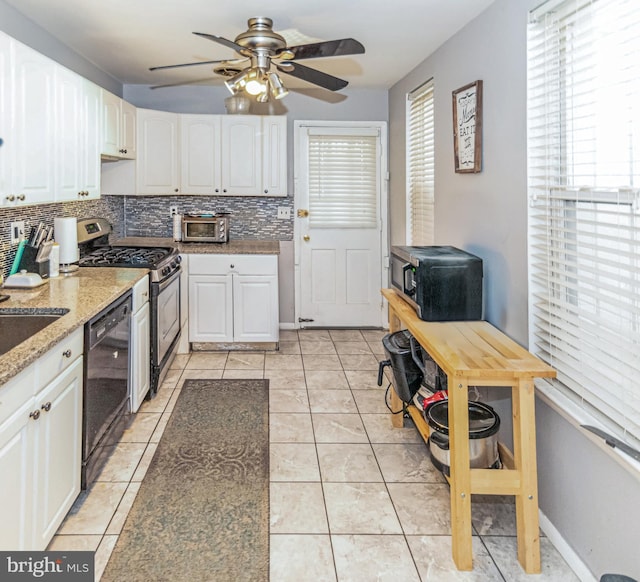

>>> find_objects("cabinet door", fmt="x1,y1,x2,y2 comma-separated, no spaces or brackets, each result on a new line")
262,116,287,196
81,79,102,199
0,33,13,207
189,274,233,342
0,399,35,551
221,115,262,195
32,357,82,549
136,108,179,195
234,275,279,342
121,99,136,159
13,41,55,205
101,89,121,157
56,66,83,201
180,114,221,195
131,302,150,413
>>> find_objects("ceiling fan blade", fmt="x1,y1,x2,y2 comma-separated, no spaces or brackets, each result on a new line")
276,61,348,91
279,38,365,61
193,32,249,56
149,59,228,71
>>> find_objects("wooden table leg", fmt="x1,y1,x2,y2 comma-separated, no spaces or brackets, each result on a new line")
449,377,473,570
512,378,541,573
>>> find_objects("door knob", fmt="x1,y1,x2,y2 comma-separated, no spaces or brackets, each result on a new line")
303,235,310,242
297,209,309,218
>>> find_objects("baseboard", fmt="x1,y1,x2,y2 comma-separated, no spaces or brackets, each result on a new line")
279,322,297,330
539,510,596,582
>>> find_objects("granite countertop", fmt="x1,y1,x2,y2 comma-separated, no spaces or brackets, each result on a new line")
0,267,148,387
113,237,280,255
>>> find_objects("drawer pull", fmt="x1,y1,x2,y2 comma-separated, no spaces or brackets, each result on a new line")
62,349,72,358
41,402,52,412
29,410,40,420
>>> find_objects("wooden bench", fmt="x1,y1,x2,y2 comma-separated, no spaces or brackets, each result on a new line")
382,288,556,573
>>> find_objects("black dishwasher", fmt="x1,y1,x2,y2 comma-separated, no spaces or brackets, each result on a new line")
82,291,132,489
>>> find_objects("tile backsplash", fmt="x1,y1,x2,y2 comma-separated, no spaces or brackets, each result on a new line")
0,195,293,278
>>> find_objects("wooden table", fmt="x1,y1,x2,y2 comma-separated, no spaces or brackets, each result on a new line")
382,288,556,573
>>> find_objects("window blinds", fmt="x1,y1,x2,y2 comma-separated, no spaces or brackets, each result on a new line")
528,0,640,443
407,80,435,245
307,132,378,228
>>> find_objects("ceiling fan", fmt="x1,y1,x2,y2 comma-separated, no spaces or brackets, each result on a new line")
149,17,365,102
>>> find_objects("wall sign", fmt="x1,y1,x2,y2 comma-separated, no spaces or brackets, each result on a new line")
452,80,483,173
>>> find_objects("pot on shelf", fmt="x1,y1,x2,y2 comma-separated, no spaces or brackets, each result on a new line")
426,399,501,476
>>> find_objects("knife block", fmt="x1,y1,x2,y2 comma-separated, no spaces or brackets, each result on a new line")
18,245,50,279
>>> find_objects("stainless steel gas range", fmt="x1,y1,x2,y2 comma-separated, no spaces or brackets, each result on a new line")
77,217,181,398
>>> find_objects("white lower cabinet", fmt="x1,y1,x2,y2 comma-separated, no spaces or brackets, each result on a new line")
188,254,279,343
0,328,83,550
130,276,150,413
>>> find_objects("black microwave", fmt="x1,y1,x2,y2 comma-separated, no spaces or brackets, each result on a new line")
390,245,483,321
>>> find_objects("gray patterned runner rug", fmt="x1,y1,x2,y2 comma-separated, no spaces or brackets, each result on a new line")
101,379,269,582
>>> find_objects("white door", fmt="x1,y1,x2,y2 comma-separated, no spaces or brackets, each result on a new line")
295,122,388,328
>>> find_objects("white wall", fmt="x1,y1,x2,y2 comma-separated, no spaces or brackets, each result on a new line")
388,0,640,579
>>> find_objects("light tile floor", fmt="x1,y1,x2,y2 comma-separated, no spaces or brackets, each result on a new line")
49,329,581,582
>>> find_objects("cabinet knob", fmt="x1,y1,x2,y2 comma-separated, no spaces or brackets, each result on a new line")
29,410,40,420
41,402,52,412
174,188,179,193
215,188,219,193
223,189,227,193
264,189,268,194
17,194,25,201
62,349,72,358
6,195,15,202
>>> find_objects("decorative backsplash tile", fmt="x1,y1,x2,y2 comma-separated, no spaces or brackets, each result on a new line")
122,195,294,240
0,195,293,278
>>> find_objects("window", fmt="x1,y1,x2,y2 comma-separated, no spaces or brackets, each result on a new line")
528,0,640,444
407,79,435,245
307,130,379,228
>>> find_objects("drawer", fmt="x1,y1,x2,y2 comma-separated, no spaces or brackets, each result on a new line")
35,327,83,389
0,365,36,427
132,275,150,312
189,254,277,276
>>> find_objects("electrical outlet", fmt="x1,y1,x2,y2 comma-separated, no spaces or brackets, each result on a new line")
277,207,291,219
10,221,24,244
170,206,178,216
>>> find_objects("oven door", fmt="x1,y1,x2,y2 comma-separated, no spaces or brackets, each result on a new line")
153,270,181,368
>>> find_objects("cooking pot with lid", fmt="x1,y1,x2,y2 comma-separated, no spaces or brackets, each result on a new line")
426,400,501,476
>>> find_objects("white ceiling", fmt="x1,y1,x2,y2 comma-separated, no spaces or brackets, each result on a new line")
6,0,495,91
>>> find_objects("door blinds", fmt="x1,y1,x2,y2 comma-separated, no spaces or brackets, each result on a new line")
307,129,378,229
407,79,435,245
528,0,640,443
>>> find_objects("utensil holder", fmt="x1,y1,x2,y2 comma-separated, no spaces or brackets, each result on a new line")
18,245,50,278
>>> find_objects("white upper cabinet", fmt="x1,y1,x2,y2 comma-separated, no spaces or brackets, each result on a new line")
12,40,56,206
262,115,287,196
221,115,262,196
101,89,136,159
133,113,287,197
0,33,13,208
180,114,222,195
0,31,103,206
136,108,180,195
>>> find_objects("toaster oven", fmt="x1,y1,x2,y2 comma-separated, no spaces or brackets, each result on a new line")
390,245,483,321
181,214,229,243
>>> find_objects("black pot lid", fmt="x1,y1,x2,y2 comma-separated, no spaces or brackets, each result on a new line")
384,329,414,350
426,400,500,439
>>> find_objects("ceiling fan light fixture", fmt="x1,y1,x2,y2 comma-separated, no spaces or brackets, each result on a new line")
224,69,250,95
267,72,289,100
244,67,268,96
